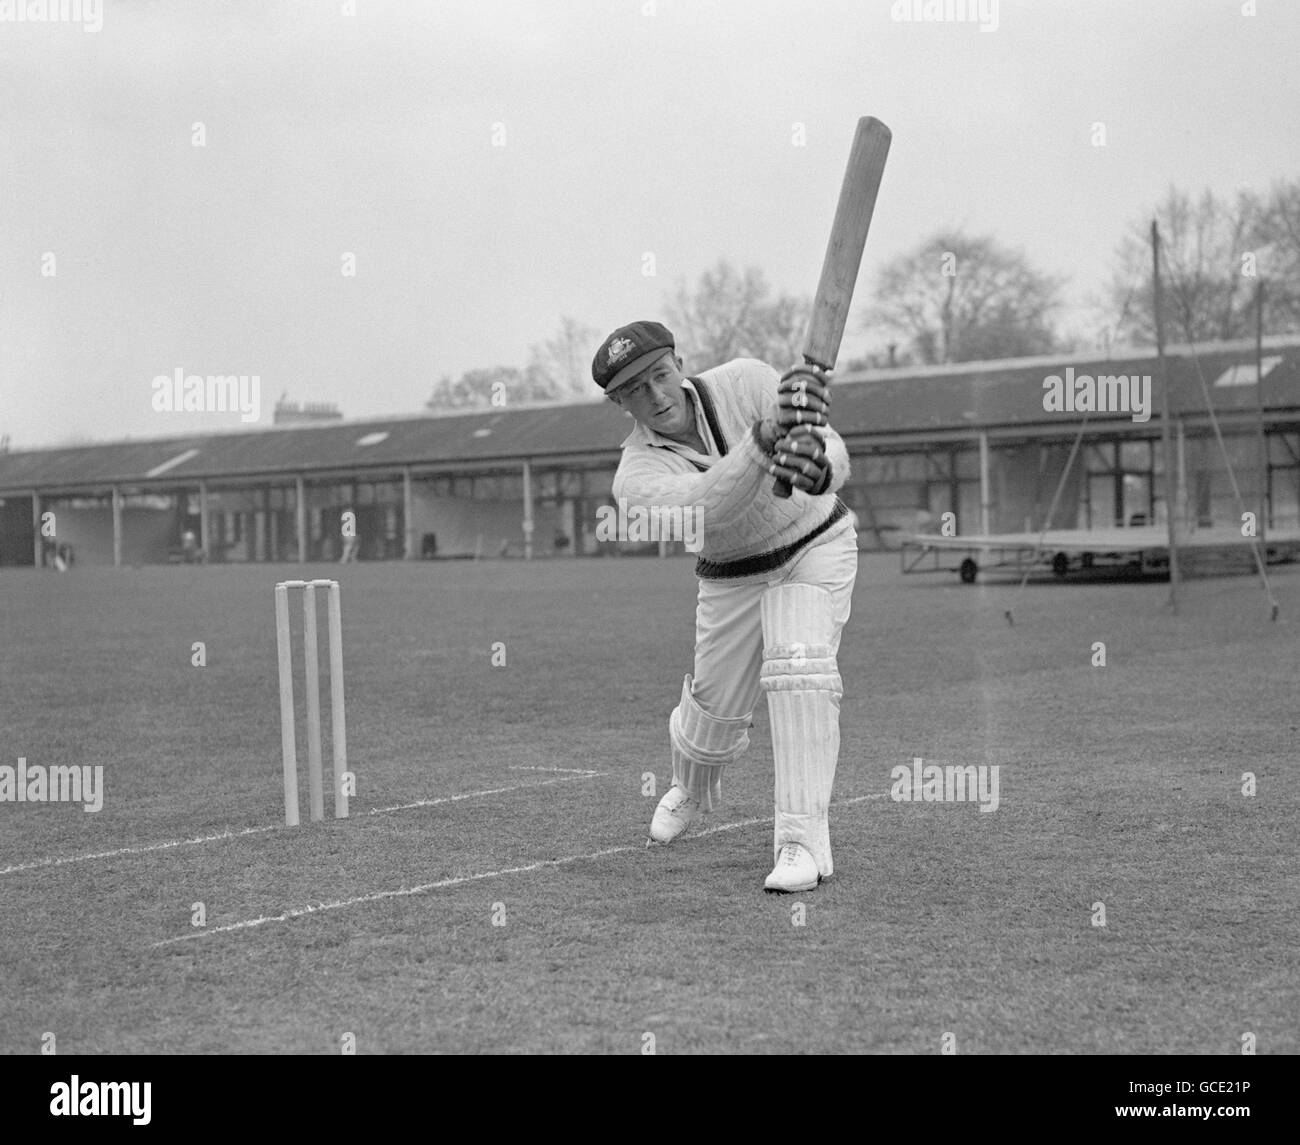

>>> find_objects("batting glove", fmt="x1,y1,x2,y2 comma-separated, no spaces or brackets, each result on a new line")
769,427,832,495
777,365,832,431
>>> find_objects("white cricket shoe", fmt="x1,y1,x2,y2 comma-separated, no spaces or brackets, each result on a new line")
649,784,703,844
764,842,820,893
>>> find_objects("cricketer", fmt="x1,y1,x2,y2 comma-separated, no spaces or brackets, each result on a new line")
592,320,856,892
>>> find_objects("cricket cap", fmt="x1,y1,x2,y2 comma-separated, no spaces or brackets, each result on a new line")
592,321,676,394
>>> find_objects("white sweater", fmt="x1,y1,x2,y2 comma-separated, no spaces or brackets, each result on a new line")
611,358,852,581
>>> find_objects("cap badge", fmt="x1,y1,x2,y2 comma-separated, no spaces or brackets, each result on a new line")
607,336,635,364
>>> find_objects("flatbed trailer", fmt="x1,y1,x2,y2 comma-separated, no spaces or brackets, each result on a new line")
899,526,1300,583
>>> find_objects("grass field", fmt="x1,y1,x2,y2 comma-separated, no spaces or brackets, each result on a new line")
1,553,1297,1055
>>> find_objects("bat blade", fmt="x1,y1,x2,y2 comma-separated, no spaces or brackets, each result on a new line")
803,116,891,369
774,116,891,497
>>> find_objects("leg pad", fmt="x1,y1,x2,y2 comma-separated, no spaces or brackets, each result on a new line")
759,584,842,876
668,674,750,810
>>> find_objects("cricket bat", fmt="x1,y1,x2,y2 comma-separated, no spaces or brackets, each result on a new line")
773,116,891,498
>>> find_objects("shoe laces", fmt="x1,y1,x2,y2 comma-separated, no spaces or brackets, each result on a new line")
779,843,805,866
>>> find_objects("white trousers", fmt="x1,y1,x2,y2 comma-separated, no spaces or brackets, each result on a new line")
689,517,857,721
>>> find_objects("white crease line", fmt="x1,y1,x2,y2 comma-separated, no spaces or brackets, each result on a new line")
0,772,605,878
508,767,600,774
367,772,601,815
149,793,888,947
0,825,281,877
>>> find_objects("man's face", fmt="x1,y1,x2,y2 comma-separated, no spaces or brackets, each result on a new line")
610,352,693,438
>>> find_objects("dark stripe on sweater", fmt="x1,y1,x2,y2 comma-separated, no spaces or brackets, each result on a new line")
689,376,728,456
694,498,850,580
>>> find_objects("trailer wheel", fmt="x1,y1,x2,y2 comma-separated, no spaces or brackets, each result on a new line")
959,558,978,583
1052,551,1069,578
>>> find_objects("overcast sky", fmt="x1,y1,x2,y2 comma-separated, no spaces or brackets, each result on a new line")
1,0,1297,448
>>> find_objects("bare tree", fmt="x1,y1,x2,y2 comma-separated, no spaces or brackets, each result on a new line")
866,231,1062,365
424,277,817,412
1254,180,1300,331
1102,182,1300,346
425,366,526,410
760,291,813,369
664,259,810,371
426,317,607,411
525,315,602,401
1105,187,1255,345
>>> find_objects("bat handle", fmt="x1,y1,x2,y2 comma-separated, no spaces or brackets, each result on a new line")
771,355,826,499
